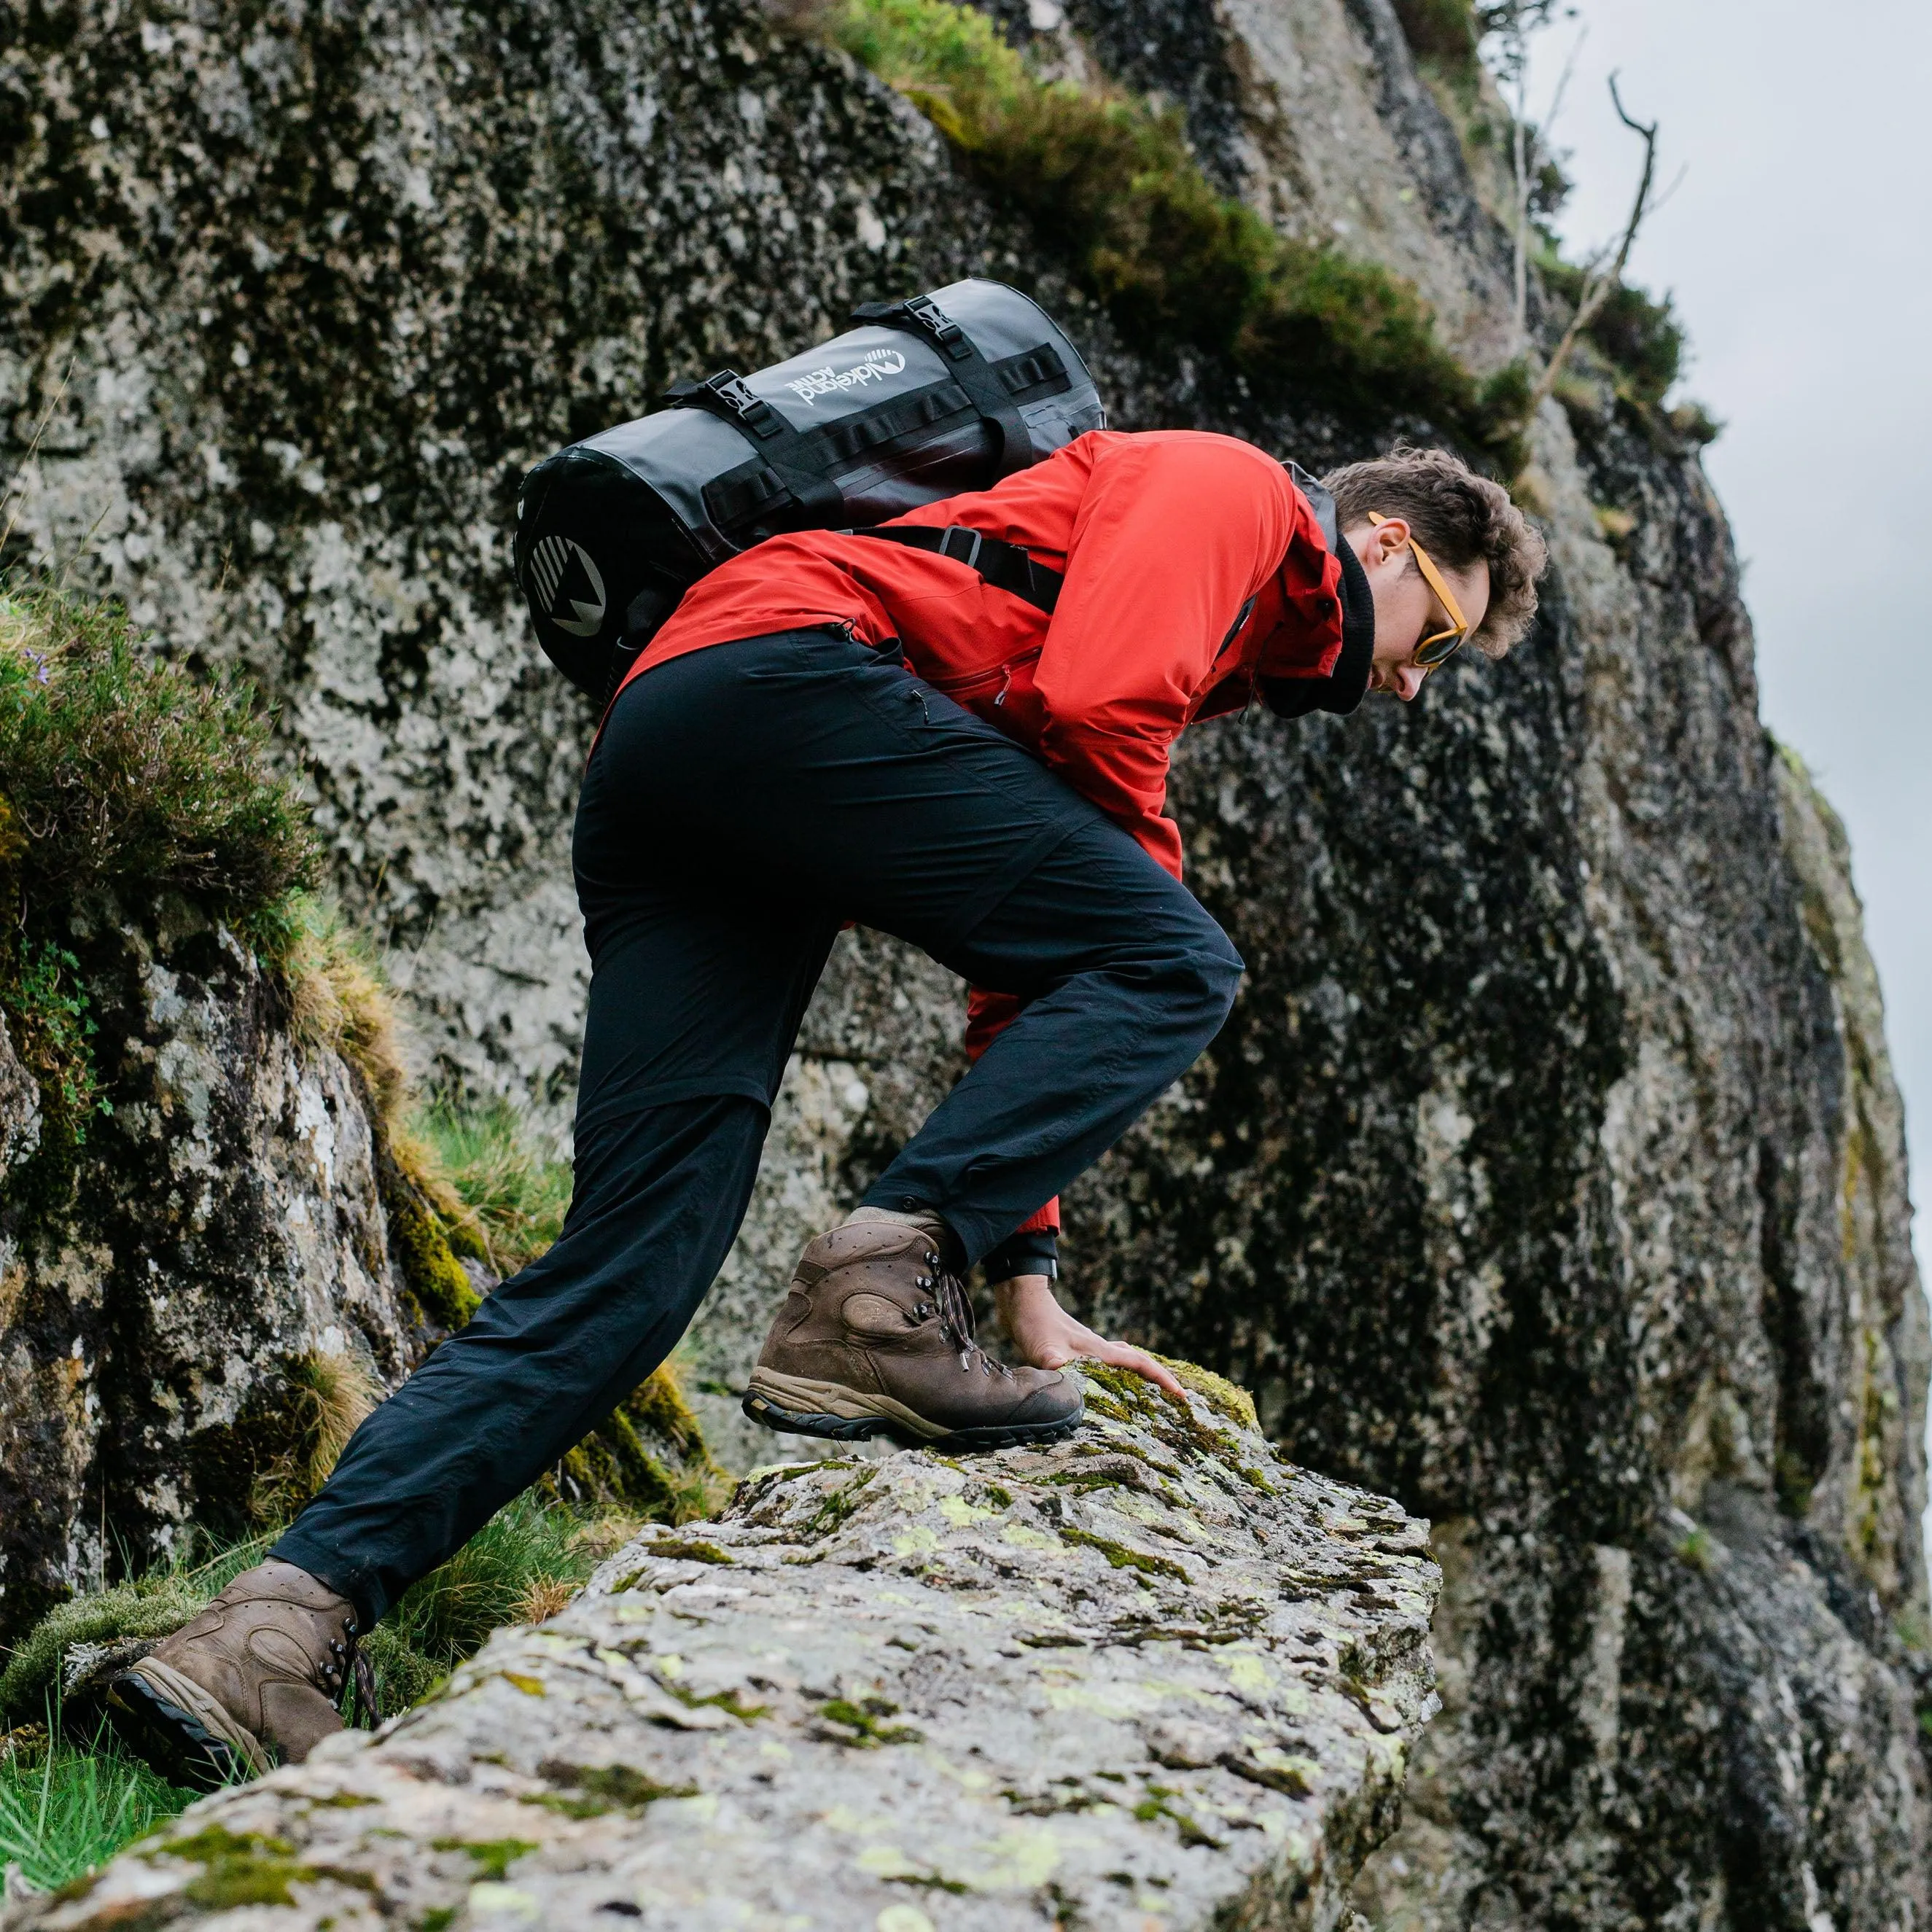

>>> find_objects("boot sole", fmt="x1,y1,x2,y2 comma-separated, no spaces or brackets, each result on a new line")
742,1369,1082,1451
106,1658,270,1791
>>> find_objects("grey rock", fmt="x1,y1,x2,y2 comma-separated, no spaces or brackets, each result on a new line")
0,894,421,1647
0,1013,40,1172
3,1376,1439,1931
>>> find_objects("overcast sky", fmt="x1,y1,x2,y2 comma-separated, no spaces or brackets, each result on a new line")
1522,0,1931,1537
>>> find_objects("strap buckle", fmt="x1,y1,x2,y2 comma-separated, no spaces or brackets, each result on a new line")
903,295,970,360
938,525,984,571
662,369,784,440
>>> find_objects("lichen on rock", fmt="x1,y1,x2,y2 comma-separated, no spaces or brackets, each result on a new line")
7,1374,1437,1930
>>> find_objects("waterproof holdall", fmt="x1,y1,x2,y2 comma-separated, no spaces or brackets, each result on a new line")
515,279,1106,699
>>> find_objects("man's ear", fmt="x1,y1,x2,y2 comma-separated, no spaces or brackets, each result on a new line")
1347,518,1410,573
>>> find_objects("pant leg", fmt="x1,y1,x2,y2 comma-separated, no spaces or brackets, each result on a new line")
858,812,1242,1263
270,1094,771,1625
272,729,838,1627
596,629,1244,1268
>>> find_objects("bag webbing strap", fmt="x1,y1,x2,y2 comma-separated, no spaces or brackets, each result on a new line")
658,369,845,523
849,295,1035,478
852,524,1063,616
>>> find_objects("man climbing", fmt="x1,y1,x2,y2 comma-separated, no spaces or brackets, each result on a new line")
110,429,1546,1785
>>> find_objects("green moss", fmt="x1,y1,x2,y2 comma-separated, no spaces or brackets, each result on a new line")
431,1837,537,1882
549,1364,728,1522
381,1154,481,1333
1057,1526,1191,1584
1078,1363,1248,1474
821,0,1524,464
521,1791,611,1818
1134,1788,1225,1850
1675,1527,1714,1573
801,1465,879,1542
639,1536,735,1566
545,1764,699,1810
819,1697,922,1746
1143,1355,1258,1432
418,1912,458,1932
147,1823,376,1909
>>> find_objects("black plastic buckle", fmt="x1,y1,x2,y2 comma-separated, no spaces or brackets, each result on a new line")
903,295,970,360
663,369,784,440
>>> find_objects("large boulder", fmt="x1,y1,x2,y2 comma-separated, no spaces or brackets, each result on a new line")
1,1370,1440,1931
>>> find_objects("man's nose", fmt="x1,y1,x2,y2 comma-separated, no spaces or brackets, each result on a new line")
1395,664,1425,702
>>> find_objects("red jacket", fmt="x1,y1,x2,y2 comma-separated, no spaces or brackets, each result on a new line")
628,429,1353,1235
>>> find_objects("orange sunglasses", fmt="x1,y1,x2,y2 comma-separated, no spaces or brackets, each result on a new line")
1368,512,1473,671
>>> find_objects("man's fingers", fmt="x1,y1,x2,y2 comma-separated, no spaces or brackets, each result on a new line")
1088,1339,1184,1397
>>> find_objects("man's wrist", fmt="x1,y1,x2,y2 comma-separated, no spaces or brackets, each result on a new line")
982,1226,1059,1282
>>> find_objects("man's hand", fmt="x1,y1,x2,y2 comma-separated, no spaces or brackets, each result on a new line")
993,1274,1184,1398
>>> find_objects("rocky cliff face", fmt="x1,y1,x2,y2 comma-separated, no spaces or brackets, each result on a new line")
4,0,1927,1925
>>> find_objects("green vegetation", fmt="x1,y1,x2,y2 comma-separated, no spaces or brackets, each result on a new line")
819,1696,922,1746
0,591,315,921
1392,0,1480,79
819,0,1527,465
0,589,316,1164
0,1721,200,1896
430,1836,537,1882
359,1495,642,1713
0,1492,643,1894
1057,1524,1191,1584
417,1099,573,1277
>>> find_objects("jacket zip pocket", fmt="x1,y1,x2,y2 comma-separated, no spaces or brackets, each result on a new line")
928,647,1042,706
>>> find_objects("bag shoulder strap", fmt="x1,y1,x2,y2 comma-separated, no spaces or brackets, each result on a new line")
851,523,1062,616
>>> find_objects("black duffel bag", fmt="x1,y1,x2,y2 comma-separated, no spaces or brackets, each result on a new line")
515,280,1105,698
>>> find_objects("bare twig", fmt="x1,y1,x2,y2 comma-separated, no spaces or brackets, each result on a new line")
0,354,74,564
1522,72,1660,424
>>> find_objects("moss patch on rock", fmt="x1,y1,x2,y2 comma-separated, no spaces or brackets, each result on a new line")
819,0,1525,464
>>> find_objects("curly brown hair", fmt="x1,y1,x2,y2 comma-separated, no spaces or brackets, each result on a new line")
1323,445,1548,657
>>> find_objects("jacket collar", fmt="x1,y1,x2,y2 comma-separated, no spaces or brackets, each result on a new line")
1256,478,1374,719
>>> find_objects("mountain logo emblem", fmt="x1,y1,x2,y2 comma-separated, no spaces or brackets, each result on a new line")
529,535,607,638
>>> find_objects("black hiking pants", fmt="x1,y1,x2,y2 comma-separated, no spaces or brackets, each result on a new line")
274,629,1243,1625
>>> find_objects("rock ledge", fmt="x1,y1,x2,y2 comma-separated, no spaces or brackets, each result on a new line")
14,1368,1438,1931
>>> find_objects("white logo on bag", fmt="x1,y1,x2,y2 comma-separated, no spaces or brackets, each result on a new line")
783,348,908,405
529,534,607,637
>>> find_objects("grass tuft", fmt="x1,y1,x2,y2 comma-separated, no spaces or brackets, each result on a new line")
0,1718,200,1896
0,588,315,1162
0,589,316,917
416,1100,572,1277
817,0,1524,463
358,1494,635,1712
249,1351,384,1523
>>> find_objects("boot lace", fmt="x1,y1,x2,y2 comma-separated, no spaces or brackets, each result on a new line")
325,1616,384,1726
920,1249,1013,1379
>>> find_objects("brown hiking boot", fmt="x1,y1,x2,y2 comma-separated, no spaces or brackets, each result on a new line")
744,1220,1083,1448
106,1559,364,1788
